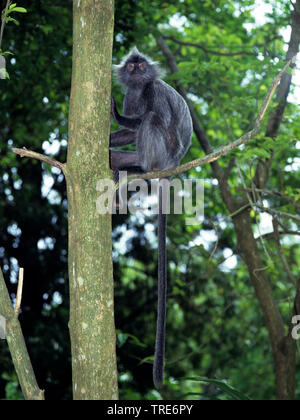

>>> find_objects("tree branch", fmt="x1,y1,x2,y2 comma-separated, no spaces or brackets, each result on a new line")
237,187,300,211
0,267,44,400
158,31,298,399
256,230,300,241
14,267,24,316
257,205,300,223
253,1,300,189
273,219,296,285
156,35,236,210
125,58,294,183
0,0,10,51
163,35,258,57
12,147,66,172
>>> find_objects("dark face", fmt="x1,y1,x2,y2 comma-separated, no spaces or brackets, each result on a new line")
126,61,147,80
118,53,158,87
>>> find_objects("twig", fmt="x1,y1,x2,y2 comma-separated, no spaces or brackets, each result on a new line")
14,267,24,316
0,0,10,51
256,230,300,241
236,165,274,267
273,219,296,285
257,206,300,223
228,204,251,218
208,222,219,263
163,35,258,57
12,147,66,172
124,58,295,184
237,187,300,211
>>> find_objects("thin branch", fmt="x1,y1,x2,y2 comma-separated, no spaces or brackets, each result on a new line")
273,219,296,285
256,230,300,241
163,35,258,57
257,205,300,223
12,147,66,172
236,165,274,267
280,230,300,236
237,187,300,211
124,58,294,184
0,267,44,400
0,0,10,51
14,267,24,316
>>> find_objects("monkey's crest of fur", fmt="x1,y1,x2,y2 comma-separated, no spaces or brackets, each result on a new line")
113,47,165,87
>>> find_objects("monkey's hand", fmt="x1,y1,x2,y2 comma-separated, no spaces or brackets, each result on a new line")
111,95,142,129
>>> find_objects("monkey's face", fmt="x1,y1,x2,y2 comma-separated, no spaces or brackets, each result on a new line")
118,54,158,87
124,58,149,86
127,61,146,73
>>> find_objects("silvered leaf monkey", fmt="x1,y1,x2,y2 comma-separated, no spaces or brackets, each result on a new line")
110,47,193,389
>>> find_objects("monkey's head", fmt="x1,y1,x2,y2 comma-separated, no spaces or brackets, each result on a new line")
114,47,162,87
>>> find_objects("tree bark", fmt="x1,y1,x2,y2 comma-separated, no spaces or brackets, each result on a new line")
0,268,44,400
232,212,296,400
67,0,118,400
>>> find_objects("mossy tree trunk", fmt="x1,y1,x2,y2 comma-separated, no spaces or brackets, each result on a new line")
0,268,44,400
66,0,118,400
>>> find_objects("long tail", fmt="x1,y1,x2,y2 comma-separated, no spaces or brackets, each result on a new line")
153,184,167,389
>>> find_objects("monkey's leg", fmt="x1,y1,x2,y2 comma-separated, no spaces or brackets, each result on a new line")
110,150,145,183
110,129,136,147
110,150,140,170
136,113,170,172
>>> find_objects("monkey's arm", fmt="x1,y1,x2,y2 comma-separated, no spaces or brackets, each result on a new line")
110,129,136,147
111,96,142,130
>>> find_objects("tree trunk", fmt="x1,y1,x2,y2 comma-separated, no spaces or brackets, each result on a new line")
66,0,118,400
232,211,296,400
0,268,44,400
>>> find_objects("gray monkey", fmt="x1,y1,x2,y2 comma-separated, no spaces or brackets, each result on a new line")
110,47,193,389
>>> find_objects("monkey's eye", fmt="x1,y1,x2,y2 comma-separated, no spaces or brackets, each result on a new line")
138,63,146,71
127,63,135,72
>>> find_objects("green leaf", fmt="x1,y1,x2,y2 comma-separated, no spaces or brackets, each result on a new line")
2,52,14,57
184,377,251,400
116,329,147,348
6,16,20,25
11,7,27,13
139,355,154,365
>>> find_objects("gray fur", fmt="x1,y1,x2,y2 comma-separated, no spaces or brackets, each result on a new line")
110,50,193,389
110,51,193,173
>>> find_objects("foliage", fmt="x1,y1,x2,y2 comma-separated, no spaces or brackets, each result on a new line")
0,2,28,78
0,0,299,400
1,372,23,400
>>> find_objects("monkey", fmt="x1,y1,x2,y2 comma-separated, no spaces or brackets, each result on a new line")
110,47,193,389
